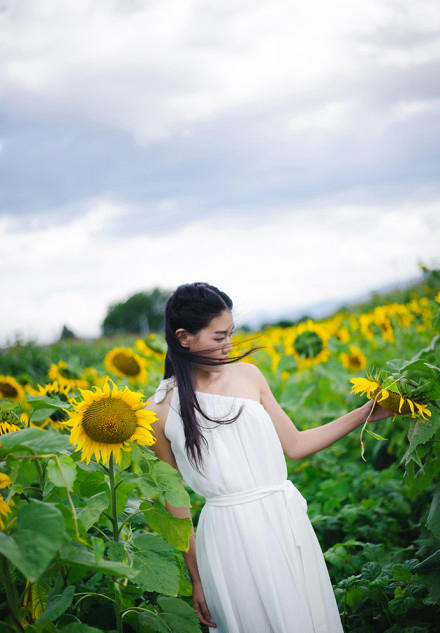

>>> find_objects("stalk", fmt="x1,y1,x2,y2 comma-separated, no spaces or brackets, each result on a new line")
108,454,122,633
1,556,25,632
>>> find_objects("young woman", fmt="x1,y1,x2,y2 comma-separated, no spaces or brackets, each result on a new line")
145,282,392,633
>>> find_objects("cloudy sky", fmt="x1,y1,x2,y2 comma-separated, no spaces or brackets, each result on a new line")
1,0,439,345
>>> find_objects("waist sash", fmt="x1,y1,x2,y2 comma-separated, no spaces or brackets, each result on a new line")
205,479,329,632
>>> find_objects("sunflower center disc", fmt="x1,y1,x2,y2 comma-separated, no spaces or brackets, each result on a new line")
82,398,138,443
112,353,141,376
0,382,18,398
294,332,323,358
348,355,363,369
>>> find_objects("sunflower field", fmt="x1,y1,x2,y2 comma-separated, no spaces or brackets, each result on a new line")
1,275,440,633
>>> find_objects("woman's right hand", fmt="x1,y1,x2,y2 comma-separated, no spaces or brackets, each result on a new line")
192,580,217,628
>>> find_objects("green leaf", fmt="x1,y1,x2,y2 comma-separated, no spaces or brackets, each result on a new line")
30,408,60,422
388,596,417,615
0,427,72,455
126,611,170,633
393,564,412,583
157,596,202,633
27,395,71,409
0,501,65,581
106,541,125,562
142,501,192,551
37,585,75,624
426,488,440,538
345,585,365,611
58,543,139,579
60,624,105,633
415,549,440,574
47,455,77,491
74,468,106,498
91,536,105,563
78,491,109,531
364,428,388,441
407,415,440,450
132,532,180,596
151,461,190,507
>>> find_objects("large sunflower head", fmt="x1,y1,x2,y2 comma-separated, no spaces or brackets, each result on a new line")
67,379,157,465
104,347,148,385
0,376,25,402
350,375,431,420
287,320,331,370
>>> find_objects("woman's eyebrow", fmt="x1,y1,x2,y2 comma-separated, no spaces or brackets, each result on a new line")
214,327,235,334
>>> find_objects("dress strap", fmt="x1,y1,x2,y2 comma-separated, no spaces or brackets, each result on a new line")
153,376,176,403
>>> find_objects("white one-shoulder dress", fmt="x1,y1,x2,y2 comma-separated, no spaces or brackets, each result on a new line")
154,378,344,633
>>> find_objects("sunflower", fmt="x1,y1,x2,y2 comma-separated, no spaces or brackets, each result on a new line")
104,347,148,384
0,473,12,530
287,320,331,370
350,377,431,420
0,376,25,402
335,327,350,344
340,345,367,372
67,379,157,465
0,408,21,435
25,381,72,431
48,361,89,392
136,333,167,357
0,420,21,435
81,367,108,389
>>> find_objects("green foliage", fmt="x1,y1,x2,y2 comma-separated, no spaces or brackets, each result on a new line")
1,282,439,631
102,288,171,336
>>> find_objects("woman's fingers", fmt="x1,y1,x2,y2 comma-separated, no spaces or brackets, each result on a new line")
194,598,217,627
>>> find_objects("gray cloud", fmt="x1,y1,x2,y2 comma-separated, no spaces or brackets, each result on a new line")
0,0,439,238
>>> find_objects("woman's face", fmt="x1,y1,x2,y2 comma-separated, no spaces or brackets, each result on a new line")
177,309,235,361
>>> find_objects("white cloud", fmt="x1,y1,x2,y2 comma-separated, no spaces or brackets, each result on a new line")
1,0,439,143
2,197,439,345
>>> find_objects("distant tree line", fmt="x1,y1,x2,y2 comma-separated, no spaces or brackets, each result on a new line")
101,288,171,336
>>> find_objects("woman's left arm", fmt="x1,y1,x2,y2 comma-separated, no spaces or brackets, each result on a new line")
253,366,393,461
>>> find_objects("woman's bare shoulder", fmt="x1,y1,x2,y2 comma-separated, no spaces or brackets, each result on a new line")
144,389,173,430
227,361,265,398
143,389,179,470
231,360,265,381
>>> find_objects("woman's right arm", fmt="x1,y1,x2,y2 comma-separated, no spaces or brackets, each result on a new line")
145,397,217,628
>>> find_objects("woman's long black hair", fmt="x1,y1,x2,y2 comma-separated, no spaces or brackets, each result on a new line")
163,282,258,473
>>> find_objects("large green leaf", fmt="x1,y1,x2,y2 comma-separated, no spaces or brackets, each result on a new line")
27,395,72,409
37,585,75,624
126,611,170,633
0,501,65,581
407,414,440,450
47,455,77,491
132,532,180,596
74,468,107,498
142,501,192,551
151,461,190,508
0,428,72,455
58,543,139,579
157,597,202,633
78,491,109,531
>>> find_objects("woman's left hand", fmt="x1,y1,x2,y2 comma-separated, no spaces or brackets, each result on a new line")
360,399,394,422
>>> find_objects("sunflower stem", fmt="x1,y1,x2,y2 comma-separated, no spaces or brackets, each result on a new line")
108,457,119,542
108,455,123,633
1,556,25,633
